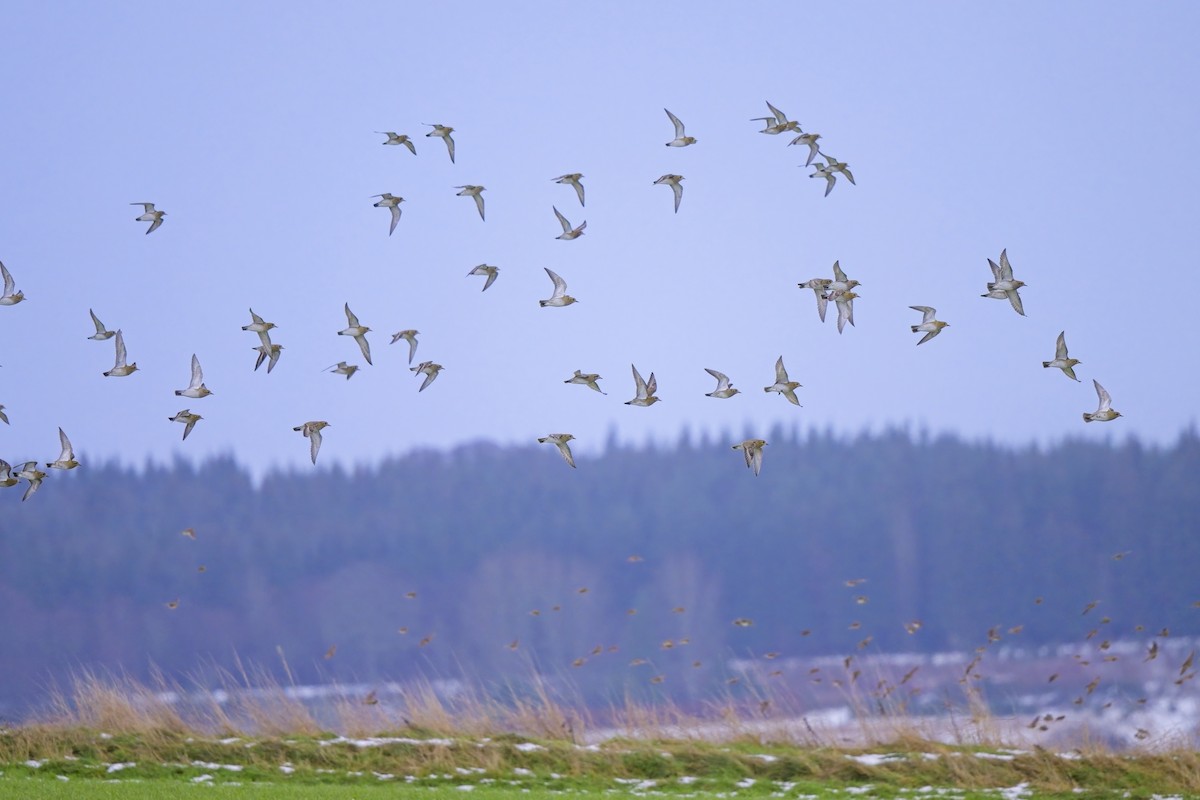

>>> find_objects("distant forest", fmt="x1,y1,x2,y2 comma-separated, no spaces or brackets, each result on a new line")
2,428,1198,716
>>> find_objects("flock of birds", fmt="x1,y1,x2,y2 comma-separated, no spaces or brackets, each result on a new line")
0,100,1123,499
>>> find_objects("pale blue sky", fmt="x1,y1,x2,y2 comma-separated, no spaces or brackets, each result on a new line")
1,3,1198,475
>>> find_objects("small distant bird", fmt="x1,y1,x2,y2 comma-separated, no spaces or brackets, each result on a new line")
166,599,180,610
538,433,577,468
423,123,455,162
663,108,697,147
15,461,46,502
788,132,823,166
764,356,801,406
46,427,80,469
293,421,330,465
1043,331,1081,381
909,306,949,345
376,131,416,154
704,368,740,399
88,309,115,340
983,249,1026,316
363,690,379,706
733,618,754,627
1083,379,1122,423
131,202,166,234
455,185,486,220
253,343,283,373
552,173,585,206
834,290,859,334
625,364,660,407
809,160,838,196
553,206,587,240
410,360,444,392
338,303,372,365
103,330,138,377
0,261,24,305
798,278,833,322
467,264,499,291
822,154,856,186
564,370,605,394
751,100,800,135
175,354,213,398
653,174,685,213
241,309,277,348
0,460,17,488
181,528,196,539
390,329,420,364
324,645,336,660
539,267,577,307
732,439,767,476
325,361,359,380
169,409,202,441
371,193,404,236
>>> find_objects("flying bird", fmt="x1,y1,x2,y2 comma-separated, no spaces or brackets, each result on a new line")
553,206,586,240
390,329,419,364
293,421,330,465
410,360,444,392
0,459,19,488
834,290,858,334
15,461,46,502
538,433,577,468
663,108,697,147
788,132,823,166
252,343,283,373
1043,331,1081,381
809,160,838,196
46,427,80,470
564,370,605,394
539,268,577,307
798,278,833,322
1083,379,1122,423
467,264,499,291
704,368,740,399
423,123,455,162
88,309,115,340
909,306,949,345
822,154,856,185
103,330,138,377
371,193,404,236
338,303,372,365
625,364,660,407
751,101,800,135
454,185,486,220
175,354,213,398
552,173,585,206
983,249,1026,316
732,439,767,476
131,202,166,234
0,261,24,306
653,174,685,213
764,356,801,406
241,309,277,347
169,409,203,440
325,361,359,380
376,131,416,154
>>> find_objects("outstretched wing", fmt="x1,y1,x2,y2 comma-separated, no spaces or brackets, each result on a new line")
545,268,567,299
774,356,789,384
1055,331,1069,360
344,303,360,328
553,206,571,234
664,108,686,137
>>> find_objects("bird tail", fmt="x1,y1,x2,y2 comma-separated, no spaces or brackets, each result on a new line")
1042,361,1051,368
538,300,548,307
910,325,919,333
1082,414,1092,423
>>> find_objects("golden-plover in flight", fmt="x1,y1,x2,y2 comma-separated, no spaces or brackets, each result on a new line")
0,261,24,306
0,459,18,488
704,368,740,398
1043,331,1081,381
663,108,697,147
625,364,660,406
390,329,419,364
553,206,586,240
983,249,1026,316
565,370,605,394
376,131,416,154
88,309,115,340
253,343,283,373
175,354,213,398
103,330,138,377
241,308,277,348
798,277,833,322
822,154,855,186
539,268,577,307
325,361,359,380
552,173,585,206
1083,380,1122,423
467,264,499,291
293,421,330,464
411,360,444,392
751,101,800,135
764,356,801,406
424,123,455,163
46,427,80,470
538,433,577,468
809,159,838,196
371,193,404,236
732,439,767,476
653,174,685,213
131,202,166,234
15,461,46,502
834,290,858,333
338,303,372,365
909,306,949,345
169,409,202,440
788,132,823,166
455,185,486,220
